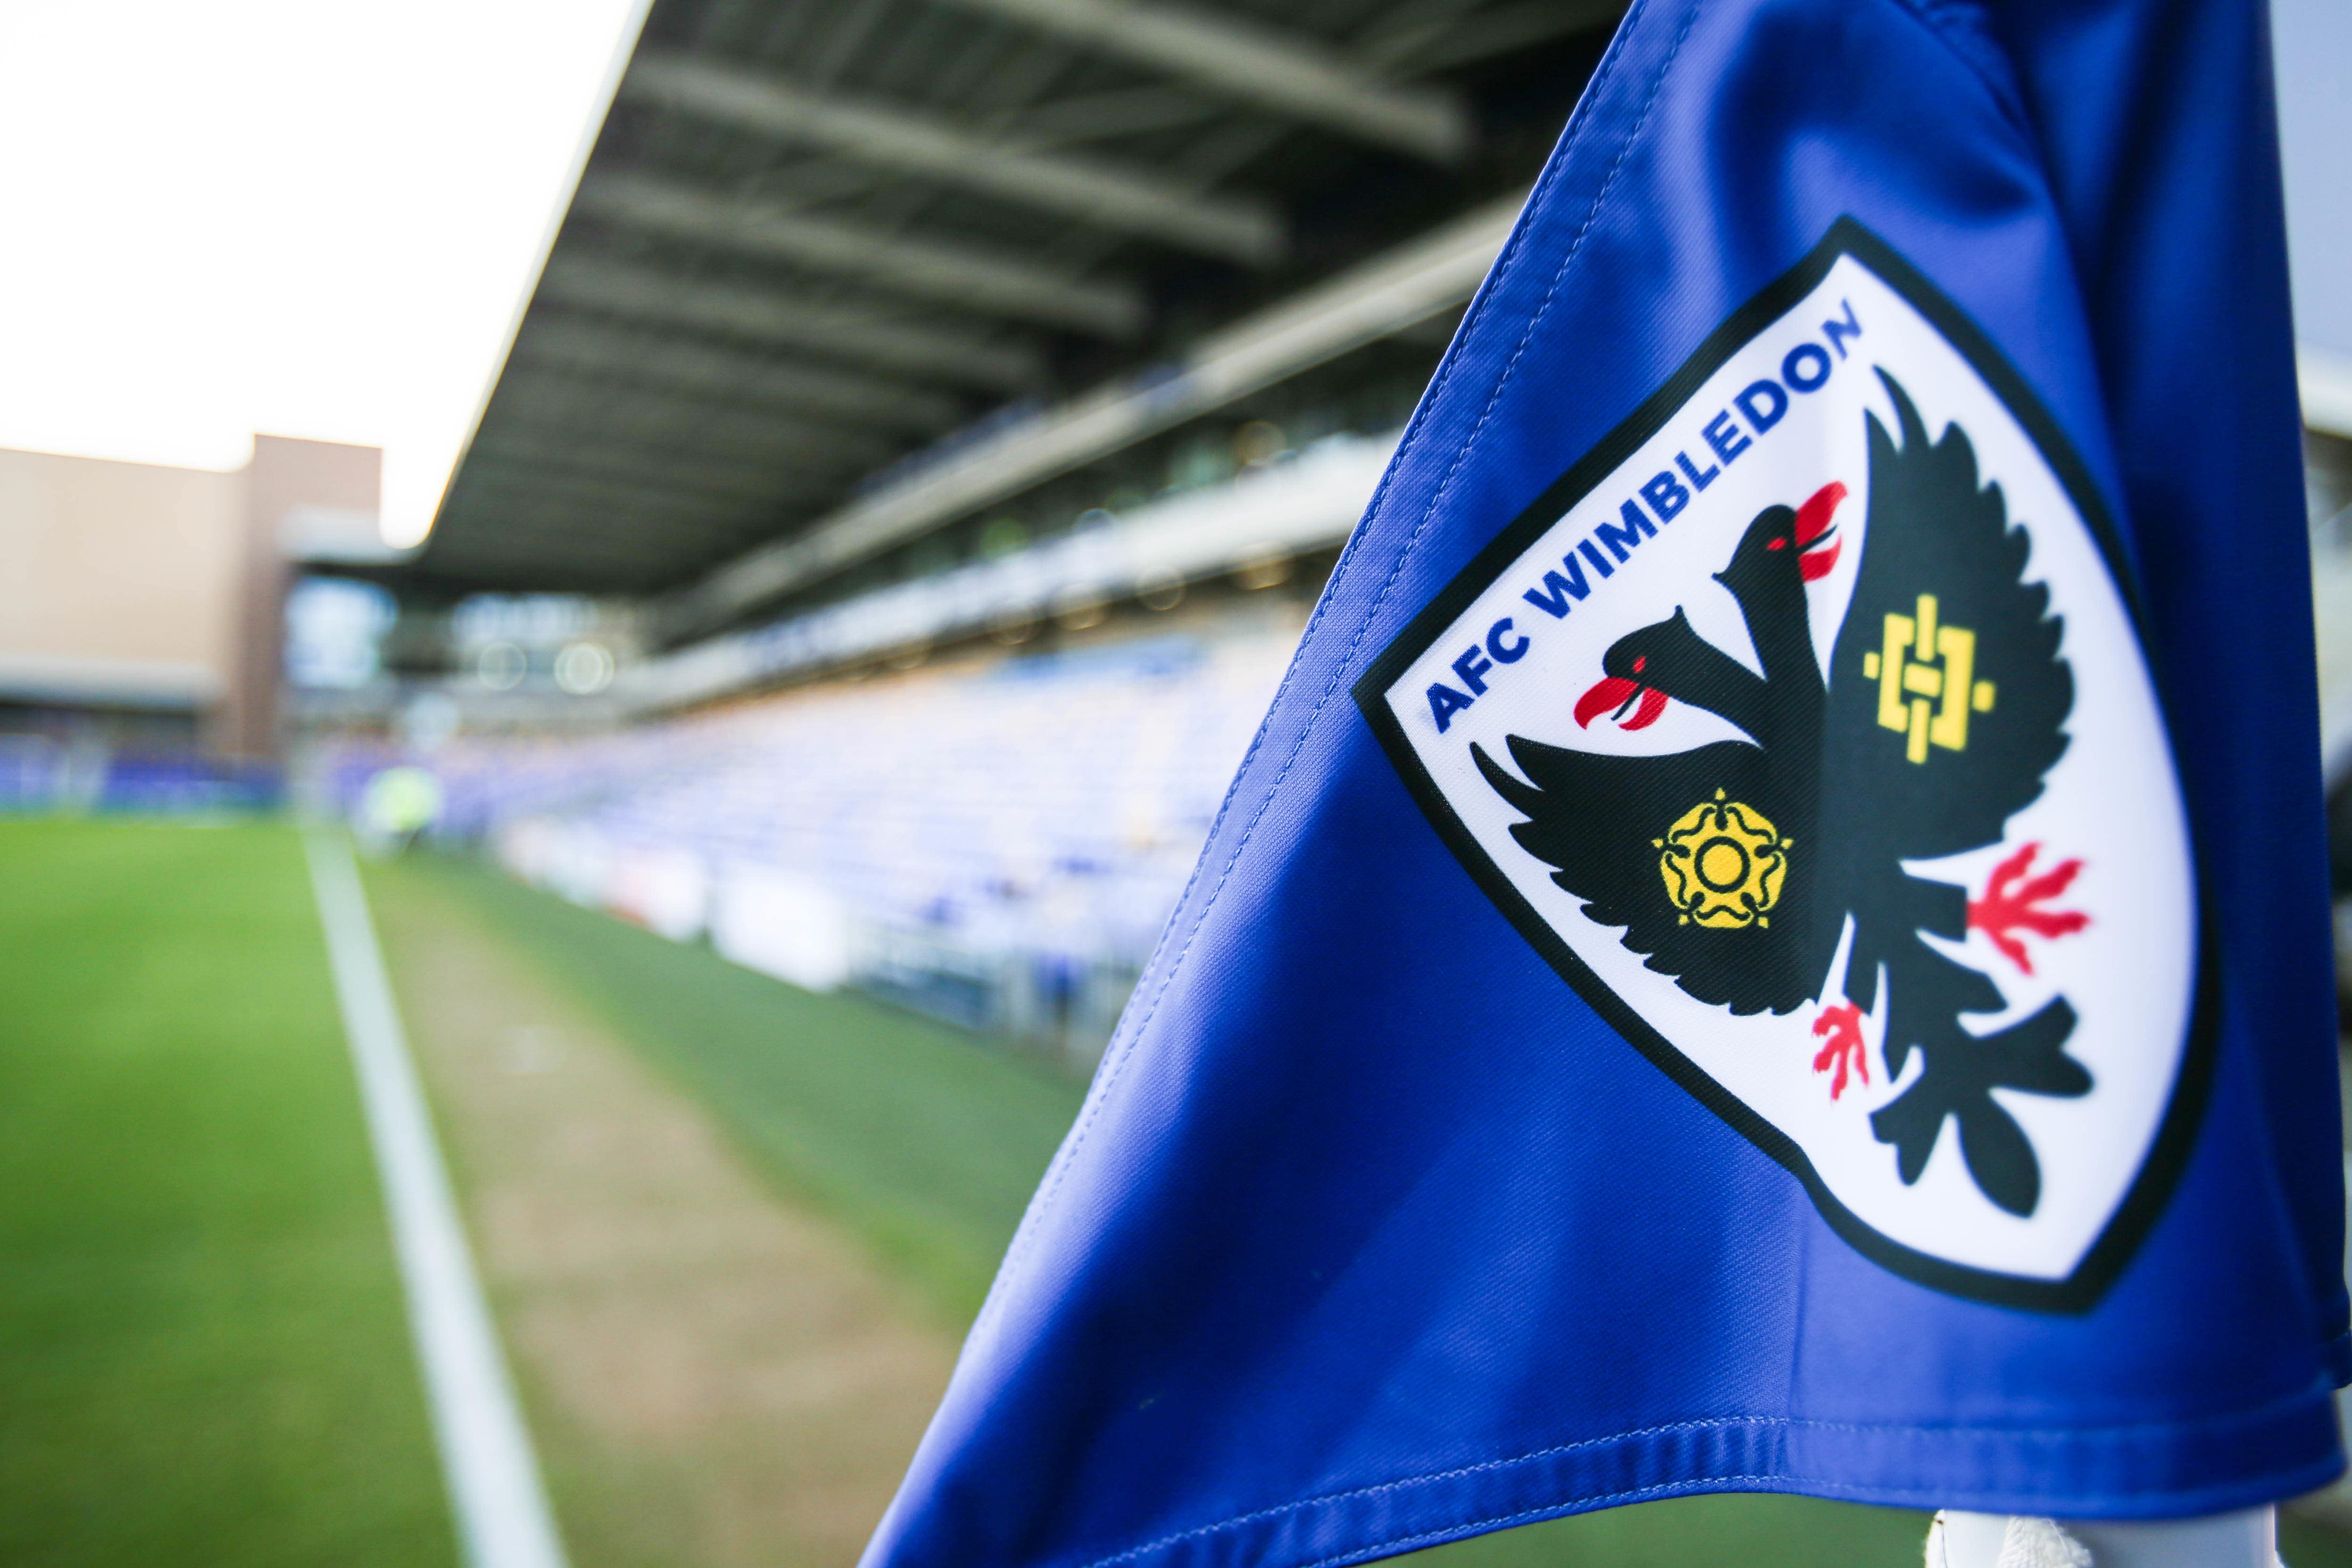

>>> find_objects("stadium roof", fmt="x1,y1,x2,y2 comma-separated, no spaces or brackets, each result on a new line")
403,0,1625,622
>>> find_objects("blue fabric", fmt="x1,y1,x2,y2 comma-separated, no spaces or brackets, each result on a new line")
860,3,2345,1563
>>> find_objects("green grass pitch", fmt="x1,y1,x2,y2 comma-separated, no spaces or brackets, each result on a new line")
410,852,1090,1326
0,819,455,1567
4,821,2339,1568
416,858,1951,1566
418,855,2352,1568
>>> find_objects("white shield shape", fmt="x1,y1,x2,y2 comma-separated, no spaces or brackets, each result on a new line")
1357,222,2204,1307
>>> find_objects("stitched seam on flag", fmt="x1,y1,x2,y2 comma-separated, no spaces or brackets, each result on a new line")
1290,1450,2349,1568
983,0,1704,1308
1289,1479,1788,1568
1073,1419,1770,1568
975,404,1476,1319
974,0,1679,1306
1065,1383,2336,1568
1326,1443,2352,1568
1096,1,1642,1055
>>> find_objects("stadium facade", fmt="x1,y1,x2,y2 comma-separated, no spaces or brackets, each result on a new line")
0,435,385,806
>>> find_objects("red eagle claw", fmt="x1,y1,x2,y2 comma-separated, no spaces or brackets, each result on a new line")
1811,1002,1869,1100
1794,480,1846,581
1967,842,2088,975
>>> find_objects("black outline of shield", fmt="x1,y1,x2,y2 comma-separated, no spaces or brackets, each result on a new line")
1352,217,2214,1313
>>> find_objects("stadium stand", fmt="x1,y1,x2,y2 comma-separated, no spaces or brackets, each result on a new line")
331,613,1299,1056
0,735,282,814
279,0,2347,1079
282,0,1622,1054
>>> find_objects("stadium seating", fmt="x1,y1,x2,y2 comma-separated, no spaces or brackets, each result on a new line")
0,736,281,814
334,623,1299,1054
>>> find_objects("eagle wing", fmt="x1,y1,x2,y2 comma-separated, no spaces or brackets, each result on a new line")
1822,372,2072,868
1473,734,1815,1015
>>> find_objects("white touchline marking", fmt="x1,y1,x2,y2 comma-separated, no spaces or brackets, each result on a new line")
303,830,569,1568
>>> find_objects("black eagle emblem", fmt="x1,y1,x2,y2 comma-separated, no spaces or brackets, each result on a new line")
1474,372,2092,1215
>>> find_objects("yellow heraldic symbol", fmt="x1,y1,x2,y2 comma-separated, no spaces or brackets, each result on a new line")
1657,790,1791,929
1863,593,1998,763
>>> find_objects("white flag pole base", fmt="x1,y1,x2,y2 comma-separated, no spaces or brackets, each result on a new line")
1926,1508,2281,1568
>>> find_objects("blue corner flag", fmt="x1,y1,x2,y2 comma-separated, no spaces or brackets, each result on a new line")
865,1,2347,1562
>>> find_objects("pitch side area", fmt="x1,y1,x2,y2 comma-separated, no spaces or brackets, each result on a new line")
27,819,2332,1566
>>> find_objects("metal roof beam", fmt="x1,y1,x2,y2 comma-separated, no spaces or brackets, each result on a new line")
940,0,1469,161
575,174,1146,336
450,508,768,557
513,320,966,432
467,426,836,487
436,508,775,574
446,512,758,557
474,427,860,482
417,502,744,554
450,473,778,528
424,541,702,583
660,191,1524,637
421,479,783,588
472,432,860,487
445,517,751,561
458,446,824,507
536,257,1042,390
623,55,1284,263
1362,0,1625,76
487,388,902,470
512,372,938,443
428,536,735,583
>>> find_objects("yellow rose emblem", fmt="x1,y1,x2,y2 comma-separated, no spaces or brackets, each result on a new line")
1658,790,1790,929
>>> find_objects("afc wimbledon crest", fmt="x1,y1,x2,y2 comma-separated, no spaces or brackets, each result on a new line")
1356,223,2203,1306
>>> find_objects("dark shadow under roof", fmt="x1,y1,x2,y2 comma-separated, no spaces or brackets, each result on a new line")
406,0,1626,599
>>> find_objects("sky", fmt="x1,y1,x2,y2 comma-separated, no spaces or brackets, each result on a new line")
0,0,646,547
0,3,2336,560
2276,0,2352,362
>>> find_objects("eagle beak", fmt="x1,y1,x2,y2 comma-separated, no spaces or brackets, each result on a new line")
1576,677,1669,730
1576,676,1636,726
1796,480,1847,582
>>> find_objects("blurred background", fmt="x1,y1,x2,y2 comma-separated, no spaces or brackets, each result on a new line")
1,1,2346,1564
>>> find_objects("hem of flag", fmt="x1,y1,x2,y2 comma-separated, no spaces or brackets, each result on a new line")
1064,1392,2344,1568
